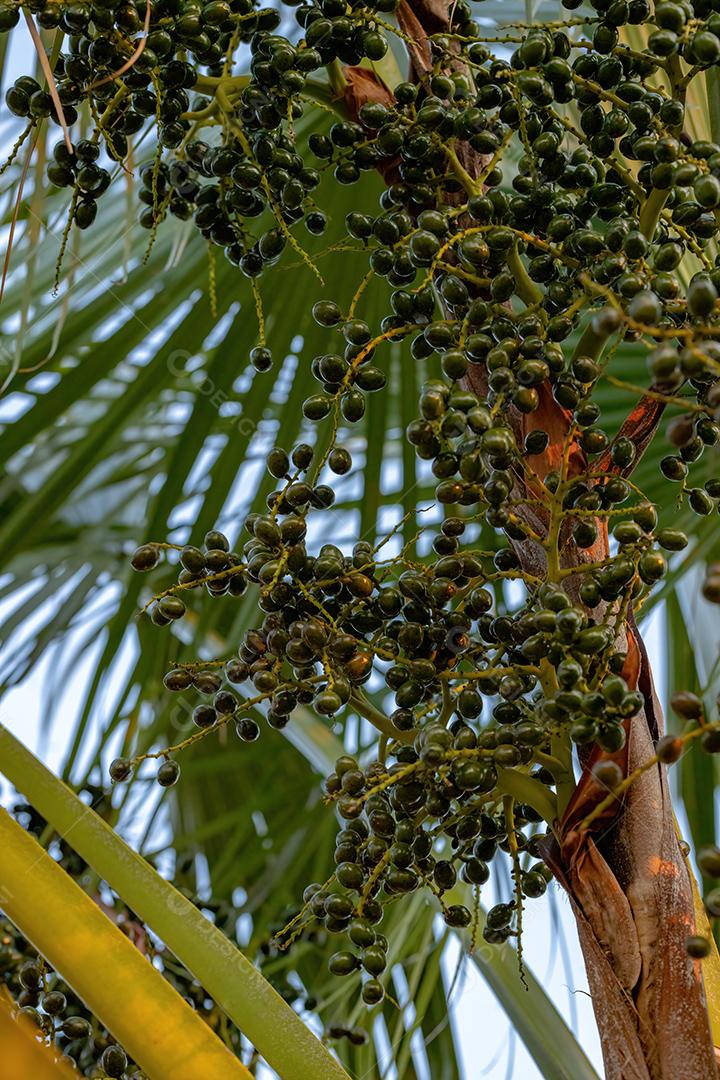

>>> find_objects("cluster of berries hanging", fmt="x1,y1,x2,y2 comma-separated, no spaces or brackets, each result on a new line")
4,0,720,1014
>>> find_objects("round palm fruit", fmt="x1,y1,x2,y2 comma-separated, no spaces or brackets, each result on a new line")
328,951,358,976
41,991,66,1015
697,846,720,878
361,979,384,1005
62,1016,92,1039
444,904,472,928
204,531,229,552
686,935,712,959
158,596,186,620
131,544,160,571
157,759,181,787
688,275,718,318
591,760,623,791
701,729,720,753
705,888,720,918
19,962,42,990
656,528,688,551
266,447,289,478
100,1046,128,1077
655,735,683,764
109,757,132,782
702,573,720,604
670,691,703,719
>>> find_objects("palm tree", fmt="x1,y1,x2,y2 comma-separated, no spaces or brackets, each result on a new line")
0,0,719,1077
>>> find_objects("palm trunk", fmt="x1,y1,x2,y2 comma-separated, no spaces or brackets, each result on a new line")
576,748,716,1079
546,622,717,1079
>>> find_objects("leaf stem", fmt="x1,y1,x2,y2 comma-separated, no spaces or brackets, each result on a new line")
638,187,668,242
326,58,348,97
507,243,542,307
496,767,558,828
351,690,415,743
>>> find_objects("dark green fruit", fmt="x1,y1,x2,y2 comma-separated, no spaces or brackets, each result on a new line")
157,759,181,786
701,729,720,753
41,991,66,1015
101,1046,129,1077
266,447,290,478
109,757,132,782
444,905,472,928
361,979,384,1005
329,951,359,976
62,1016,92,1039
19,962,42,990
362,946,387,975
656,528,688,551
687,275,718,318
591,760,623,790
158,596,186,620
686,935,712,959
131,544,160,571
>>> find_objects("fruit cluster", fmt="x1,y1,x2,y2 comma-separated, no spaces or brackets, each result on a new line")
5,0,720,1013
